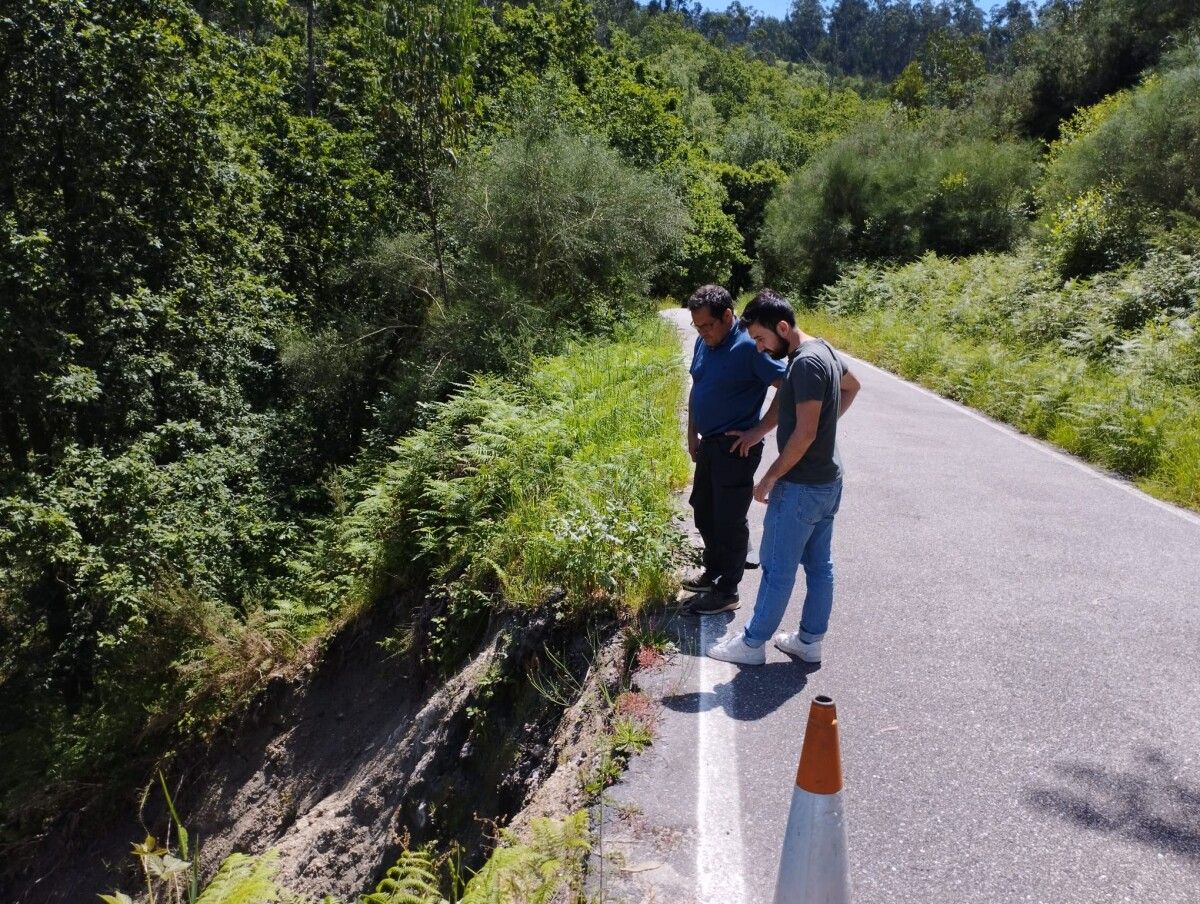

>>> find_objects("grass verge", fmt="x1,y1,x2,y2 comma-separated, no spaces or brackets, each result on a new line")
802,251,1200,512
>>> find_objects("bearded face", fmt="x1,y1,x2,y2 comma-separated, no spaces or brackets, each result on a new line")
747,321,791,359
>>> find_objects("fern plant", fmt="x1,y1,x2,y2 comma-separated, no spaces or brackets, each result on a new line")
458,814,589,904
362,848,447,904
194,852,288,904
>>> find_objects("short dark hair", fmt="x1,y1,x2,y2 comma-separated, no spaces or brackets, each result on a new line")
740,288,795,331
686,284,734,319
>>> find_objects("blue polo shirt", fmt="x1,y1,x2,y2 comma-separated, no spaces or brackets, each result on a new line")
689,321,786,436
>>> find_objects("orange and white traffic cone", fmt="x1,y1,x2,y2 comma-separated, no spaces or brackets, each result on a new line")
773,694,850,904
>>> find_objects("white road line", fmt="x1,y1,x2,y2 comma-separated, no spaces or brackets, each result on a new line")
847,355,1200,530
696,615,748,904
664,309,752,901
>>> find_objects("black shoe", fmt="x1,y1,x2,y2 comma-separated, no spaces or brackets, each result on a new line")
681,571,716,593
686,590,740,614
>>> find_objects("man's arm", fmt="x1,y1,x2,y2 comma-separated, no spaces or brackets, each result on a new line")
754,400,821,503
839,369,861,417
687,392,700,462
727,378,784,456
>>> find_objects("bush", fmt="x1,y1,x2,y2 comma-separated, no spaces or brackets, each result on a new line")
759,112,1037,294
1041,63,1200,219
447,129,689,322
1044,188,1149,279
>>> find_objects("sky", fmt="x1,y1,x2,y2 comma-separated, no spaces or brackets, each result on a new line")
692,1,1011,19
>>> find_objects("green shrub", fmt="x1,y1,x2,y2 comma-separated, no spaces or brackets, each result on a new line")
1041,64,1200,219
458,813,589,903
447,129,689,319
1045,188,1149,279
759,112,1037,293
923,141,1038,255
364,848,444,903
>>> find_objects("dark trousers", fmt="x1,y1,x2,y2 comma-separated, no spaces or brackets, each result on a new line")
689,435,762,594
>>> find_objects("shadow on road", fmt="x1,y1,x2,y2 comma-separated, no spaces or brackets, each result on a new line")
659,611,819,721
660,661,816,722
1025,747,1200,862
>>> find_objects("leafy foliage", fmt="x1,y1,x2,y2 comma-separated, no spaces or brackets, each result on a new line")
279,319,690,642
458,813,589,904
363,848,445,904
759,111,1037,292
0,0,732,838
446,130,688,314
816,249,1200,506
1014,0,1200,139
1044,188,1149,279
361,813,588,904
1041,61,1200,220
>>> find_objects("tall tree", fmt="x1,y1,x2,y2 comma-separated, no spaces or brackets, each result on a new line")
383,0,480,305
787,0,827,61
985,0,1036,64
828,0,873,75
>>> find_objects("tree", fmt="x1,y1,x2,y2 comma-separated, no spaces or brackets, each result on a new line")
0,1,277,471
921,29,986,107
985,0,1036,65
787,0,826,62
382,0,480,304
891,60,929,109
827,0,872,76
1018,0,1200,138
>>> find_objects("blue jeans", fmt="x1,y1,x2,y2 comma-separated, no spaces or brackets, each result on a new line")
743,478,843,647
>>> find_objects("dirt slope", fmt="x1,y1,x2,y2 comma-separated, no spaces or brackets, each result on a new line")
5,592,615,902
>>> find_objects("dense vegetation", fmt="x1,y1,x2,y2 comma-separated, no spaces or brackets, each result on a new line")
746,3,1200,510
0,0,859,884
810,248,1200,508
4,0,1200,898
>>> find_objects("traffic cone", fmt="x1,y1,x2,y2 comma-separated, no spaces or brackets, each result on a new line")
773,694,850,904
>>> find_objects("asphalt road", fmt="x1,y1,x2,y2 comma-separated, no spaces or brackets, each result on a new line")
589,308,1200,903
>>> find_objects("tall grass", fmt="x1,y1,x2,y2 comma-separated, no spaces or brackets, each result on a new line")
271,316,691,648
808,251,1200,511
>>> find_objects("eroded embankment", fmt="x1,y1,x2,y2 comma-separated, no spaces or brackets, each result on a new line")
3,587,627,902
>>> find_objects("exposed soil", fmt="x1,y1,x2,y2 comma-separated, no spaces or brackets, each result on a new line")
2,590,626,903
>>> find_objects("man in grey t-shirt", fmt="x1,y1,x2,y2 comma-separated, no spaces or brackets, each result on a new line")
708,289,861,666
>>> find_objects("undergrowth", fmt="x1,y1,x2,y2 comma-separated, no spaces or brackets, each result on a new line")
102,813,589,904
808,249,1200,510
92,318,688,903
272,316,691,680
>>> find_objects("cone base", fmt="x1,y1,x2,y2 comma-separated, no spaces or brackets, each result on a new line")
773,788,850,904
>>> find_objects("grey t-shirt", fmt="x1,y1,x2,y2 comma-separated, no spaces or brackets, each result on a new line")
776,339,848,484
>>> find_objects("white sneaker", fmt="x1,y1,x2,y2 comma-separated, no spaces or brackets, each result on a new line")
774,632,822,663
707,632,765,666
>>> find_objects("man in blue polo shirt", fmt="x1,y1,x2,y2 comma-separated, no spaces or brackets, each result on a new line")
684,284,786,613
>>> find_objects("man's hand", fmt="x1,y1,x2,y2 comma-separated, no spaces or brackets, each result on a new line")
753,473,777,504
726,426,765,457
688,432,700,462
